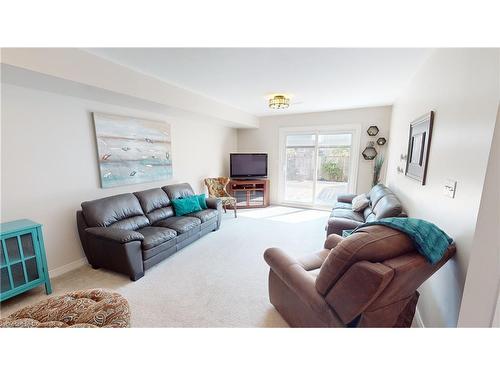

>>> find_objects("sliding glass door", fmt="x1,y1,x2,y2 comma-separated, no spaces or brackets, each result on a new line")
280,126,360,208
284,134,316,203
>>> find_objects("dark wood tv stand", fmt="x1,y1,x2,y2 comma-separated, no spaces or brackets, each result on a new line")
227,179,270,209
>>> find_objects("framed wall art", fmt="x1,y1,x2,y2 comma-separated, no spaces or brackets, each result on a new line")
405,111,434,185
93,113,172,188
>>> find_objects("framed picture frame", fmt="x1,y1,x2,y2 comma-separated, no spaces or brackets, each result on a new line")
92,113,173,188
405,111,434,185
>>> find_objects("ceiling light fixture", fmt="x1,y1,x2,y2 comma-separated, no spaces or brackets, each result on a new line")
269,95,290,109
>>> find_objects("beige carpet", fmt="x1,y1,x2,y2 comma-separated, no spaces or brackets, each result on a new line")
0,206,331,327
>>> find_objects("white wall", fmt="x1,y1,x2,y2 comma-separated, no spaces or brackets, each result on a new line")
237,106,392,203
458,104,500,327
385,49,500,327
1,83,237,274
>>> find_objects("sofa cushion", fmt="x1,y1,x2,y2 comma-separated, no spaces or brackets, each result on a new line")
352,194,370,212
81,193,149,229
367,184,391,208
187,209,218,223
163,183,196,200
136,226,177,250
142,237,177,261
146,207,175,224
154,216,201,233
134,188,174,224
334,202,352,210
331,209,364,223
364,211,377,222
373,194,403,219
109,216,150,231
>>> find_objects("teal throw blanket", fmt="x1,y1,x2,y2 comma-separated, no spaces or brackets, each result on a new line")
354,217,453,264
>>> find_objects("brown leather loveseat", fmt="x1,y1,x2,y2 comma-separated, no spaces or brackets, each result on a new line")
327,184,406,236
264,225,456,327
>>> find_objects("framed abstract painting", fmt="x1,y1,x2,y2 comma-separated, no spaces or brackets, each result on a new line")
92,113,173,188
405,111,434,185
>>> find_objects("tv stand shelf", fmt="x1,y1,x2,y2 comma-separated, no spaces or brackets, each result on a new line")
228,179,270,209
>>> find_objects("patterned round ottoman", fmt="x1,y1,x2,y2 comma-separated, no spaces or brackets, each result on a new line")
0,289,130,328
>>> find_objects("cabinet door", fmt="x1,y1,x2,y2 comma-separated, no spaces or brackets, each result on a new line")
1,230,42,292
20,232,41,282
1,265,11,293
1,239,12,293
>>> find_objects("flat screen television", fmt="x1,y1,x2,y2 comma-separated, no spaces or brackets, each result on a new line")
230,153,268,179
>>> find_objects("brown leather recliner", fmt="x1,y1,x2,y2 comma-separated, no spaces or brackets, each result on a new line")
264,225,456,327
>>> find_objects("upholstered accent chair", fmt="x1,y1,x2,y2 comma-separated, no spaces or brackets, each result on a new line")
0,289,130,328
264,225,456,328
204,177,237,218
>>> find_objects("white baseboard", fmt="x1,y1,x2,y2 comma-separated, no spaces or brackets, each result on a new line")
414,307,425,328
49,258,87,278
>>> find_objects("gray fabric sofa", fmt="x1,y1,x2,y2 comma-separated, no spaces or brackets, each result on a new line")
326,184,406,236
76,183,222,281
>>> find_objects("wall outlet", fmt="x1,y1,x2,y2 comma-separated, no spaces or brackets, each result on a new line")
444,179,457,198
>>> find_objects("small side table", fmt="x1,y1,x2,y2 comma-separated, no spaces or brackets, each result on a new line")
1,219,52,302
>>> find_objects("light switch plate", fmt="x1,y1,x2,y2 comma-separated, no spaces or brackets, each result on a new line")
444,179,457,198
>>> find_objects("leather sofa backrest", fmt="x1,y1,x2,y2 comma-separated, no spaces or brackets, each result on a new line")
363,206,376,222
134,188,174,224
365,184,403,220
367,184,390,208
315,226,415,295
163,183,195,200
372,194,403,219
81,193,149,230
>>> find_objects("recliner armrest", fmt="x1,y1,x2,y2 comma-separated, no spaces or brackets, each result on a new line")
85,227,144,244
206,197,222,210
325,261,394,325
264,247,299,280
264,247,332,316
324,234,343,250
337,193,357,203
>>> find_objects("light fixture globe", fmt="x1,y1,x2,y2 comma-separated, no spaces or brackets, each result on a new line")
269,95,290,109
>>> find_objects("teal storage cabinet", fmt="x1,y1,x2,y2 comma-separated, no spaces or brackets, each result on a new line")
1,219,52,302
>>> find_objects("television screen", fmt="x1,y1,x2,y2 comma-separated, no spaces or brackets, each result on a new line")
230,153,268,178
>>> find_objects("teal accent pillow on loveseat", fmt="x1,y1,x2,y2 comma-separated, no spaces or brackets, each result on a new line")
196,194,208,209
172,196,202,216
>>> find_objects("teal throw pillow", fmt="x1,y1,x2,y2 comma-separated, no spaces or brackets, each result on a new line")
196,194,208,209
172,196,202,216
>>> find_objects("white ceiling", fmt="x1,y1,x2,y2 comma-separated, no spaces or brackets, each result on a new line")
86,48,431,116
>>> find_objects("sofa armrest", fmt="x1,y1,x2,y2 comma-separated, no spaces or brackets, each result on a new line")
326,217,362,236
337,193,357,203
85,227,144,244
206,197,222,210
264,247,331,316
206,197,223,230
